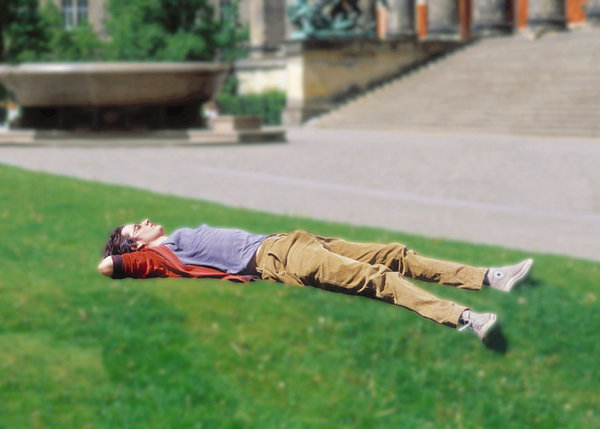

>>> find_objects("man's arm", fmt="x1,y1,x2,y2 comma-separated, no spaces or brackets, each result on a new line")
97,250,167,279
98,256,114,277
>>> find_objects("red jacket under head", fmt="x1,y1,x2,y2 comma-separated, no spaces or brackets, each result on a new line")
111,245,254,283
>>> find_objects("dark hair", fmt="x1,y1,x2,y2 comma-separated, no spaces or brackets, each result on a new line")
103,225,137,257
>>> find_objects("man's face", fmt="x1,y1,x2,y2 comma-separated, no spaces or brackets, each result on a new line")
121,219,165,249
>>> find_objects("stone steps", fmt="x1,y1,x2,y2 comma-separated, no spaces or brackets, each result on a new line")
310,27,600,136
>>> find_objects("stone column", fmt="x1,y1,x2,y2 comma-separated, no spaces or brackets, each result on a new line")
527,0,566,31
376,3,389,39
417,0,427,38
264,0,286,48
245,0,286,56
387,0,416,38
588,0,600,25
472,0,513,36
427,0,461,38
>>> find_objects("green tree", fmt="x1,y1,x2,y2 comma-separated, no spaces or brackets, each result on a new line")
1,0,50,63
105,0,247,61
214,1,248,62
0,0,11,61
37,3,104,61
0,0,103,63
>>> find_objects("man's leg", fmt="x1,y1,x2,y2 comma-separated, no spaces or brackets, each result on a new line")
256,231,467,328
316,236,486,290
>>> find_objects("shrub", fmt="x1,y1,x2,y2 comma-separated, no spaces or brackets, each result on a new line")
217,90,286,126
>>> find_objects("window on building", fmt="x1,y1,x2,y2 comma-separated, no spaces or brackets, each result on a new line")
61,0,73,29
61,0,89,29
219,0,232,21
77,0,88,25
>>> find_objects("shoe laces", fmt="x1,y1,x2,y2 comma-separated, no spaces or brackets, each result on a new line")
458,312,484,332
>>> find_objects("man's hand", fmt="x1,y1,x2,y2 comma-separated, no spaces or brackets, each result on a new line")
98,256,114,277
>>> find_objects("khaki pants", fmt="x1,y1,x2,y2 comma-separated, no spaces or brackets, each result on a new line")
255,230,487,328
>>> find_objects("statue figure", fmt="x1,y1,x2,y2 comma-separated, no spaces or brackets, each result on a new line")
287,0,387,40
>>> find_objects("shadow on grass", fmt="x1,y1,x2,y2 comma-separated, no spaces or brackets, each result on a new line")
512,275,542,292
484,324,508,354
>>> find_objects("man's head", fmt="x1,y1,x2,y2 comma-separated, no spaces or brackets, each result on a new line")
103,219,167,257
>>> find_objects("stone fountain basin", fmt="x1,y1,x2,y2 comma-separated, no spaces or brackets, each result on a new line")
0,62,230,107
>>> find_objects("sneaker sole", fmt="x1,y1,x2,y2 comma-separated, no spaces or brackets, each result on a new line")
504,258,534,292
479,314,498,342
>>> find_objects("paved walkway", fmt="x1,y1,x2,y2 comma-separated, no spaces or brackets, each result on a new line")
1,127,599,262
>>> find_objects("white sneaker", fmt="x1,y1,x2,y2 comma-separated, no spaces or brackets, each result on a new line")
459,311,498,342
487,258,534,292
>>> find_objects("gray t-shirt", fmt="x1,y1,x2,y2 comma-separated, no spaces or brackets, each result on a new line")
161,225,268,274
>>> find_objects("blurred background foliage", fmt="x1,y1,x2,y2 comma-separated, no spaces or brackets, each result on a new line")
0,0,279,125
217,76,286,125
0,0,248,63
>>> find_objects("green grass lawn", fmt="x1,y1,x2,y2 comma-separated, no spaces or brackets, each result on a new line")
0,163,598,429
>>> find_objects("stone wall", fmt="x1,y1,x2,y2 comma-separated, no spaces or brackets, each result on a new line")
282,39,454,124
235,58,287,93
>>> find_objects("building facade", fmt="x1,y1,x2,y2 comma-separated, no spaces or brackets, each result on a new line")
43,1,600,53
43,0,109,37
243,0,599,55
31,0,600,126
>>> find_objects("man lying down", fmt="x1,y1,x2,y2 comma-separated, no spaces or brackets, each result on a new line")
98,219,533,344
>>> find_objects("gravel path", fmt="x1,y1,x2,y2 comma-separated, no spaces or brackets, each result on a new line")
1,127,599,262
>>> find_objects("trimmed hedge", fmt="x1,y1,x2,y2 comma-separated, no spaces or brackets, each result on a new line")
217,90,286,126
